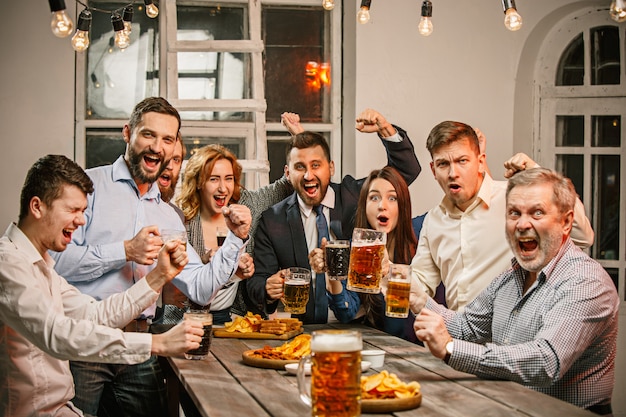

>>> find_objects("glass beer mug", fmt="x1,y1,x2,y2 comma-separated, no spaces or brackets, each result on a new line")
347,228,386,293
297,329,362,417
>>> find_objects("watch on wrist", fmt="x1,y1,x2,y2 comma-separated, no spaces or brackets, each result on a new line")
444,339,454,364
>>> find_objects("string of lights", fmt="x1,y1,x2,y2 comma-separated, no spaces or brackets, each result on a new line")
47,0,159,52
322,0,626,34
48,0,626,52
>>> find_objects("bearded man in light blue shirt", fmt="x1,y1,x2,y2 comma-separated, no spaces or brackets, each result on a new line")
51,97,251,417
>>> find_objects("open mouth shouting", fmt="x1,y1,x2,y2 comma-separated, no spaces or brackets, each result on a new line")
377,214,390,228
517,236,539,257
303,181,320,199
158,172,172,189
214,195,228,208
143,154,163,173
62,228,74,243
448,182,462,194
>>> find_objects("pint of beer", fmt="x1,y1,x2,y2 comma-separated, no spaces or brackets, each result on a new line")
385,263,411,318
297,330,362,417
183,310,213,360
282,267,311,314
325,240,350,280
347,228,386,293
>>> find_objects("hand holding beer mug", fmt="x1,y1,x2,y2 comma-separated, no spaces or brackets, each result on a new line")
297,330,362,417
385,264,411,318
325,240,350,281
347,228,386,293
281,267,311,314
183,310,213,360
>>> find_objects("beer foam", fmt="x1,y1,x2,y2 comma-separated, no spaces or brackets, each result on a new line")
285,278,309,285
311,332,362,352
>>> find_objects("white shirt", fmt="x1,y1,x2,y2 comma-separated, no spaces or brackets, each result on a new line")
0,223,157,416
411,174,594,311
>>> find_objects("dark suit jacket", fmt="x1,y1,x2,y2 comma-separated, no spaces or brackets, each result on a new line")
247,126,421,323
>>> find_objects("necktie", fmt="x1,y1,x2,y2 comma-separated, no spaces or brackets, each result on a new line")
313,205,329,323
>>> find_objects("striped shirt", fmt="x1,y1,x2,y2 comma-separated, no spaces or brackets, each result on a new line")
429,238,619,409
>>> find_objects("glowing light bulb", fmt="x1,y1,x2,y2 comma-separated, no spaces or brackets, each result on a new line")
501,0,522,31
123,6,134,36
322,0,335,10
418,17,433,36
144,0,159,18
49,0,73,38
418,0,433,36
357,8,370,24
357,0,371,24
71,9,92,52
111,13,130,50
610,0,626,22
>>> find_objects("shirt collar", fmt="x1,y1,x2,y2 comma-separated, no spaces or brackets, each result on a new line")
439,172,494,217
5,222,54,267
111,155,162,202
296,186,336,217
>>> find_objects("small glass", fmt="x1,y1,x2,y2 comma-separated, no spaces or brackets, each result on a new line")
160,229,188,250
385,264,411,318
183,310,213,360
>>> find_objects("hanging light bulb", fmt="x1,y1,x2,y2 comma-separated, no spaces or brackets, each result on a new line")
111,13,130,49
122,5,134,36
357,0,372,24
610,0,626,22
418,0,433,36
71,9,92,52
144,0,159,18
48,0,74,38
322,0,335,11
501,0,522,31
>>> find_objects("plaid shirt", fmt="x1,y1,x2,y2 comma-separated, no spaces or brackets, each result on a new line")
429,238,619,409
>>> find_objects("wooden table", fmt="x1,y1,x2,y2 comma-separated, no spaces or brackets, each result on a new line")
161,323,596,417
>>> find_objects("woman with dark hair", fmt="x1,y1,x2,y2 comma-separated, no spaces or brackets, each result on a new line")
310,166,419,341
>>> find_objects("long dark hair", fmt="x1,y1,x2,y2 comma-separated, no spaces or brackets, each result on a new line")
354,166,418,330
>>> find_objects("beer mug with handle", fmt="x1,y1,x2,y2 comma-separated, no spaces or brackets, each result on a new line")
297,329,362,417
347,228,386,293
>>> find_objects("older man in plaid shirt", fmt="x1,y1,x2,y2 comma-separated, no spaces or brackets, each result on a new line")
412,168,618,416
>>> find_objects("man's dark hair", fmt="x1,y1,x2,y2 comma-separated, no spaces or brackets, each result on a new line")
285,131,331,163
19,155,94,222
128,97,181,134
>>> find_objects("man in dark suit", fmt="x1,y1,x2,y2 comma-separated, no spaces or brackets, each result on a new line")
247,109,421,323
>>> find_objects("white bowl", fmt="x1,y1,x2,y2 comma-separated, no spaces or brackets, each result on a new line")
361,350,385,368
284,361,371,376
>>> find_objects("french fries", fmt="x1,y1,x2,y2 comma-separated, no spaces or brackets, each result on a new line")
251,334,311,360
361,370,421,399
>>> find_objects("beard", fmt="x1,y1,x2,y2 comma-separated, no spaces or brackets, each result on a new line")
127,146,167,184
160,183,176,203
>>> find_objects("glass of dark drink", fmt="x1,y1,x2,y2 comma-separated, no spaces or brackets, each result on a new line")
216,227,227,247
325,240,350,280
183,310,213,360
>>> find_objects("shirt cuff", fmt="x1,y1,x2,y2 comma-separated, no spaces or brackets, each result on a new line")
379,130,401,142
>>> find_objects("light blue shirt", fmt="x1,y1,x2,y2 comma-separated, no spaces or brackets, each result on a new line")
51,156,245,317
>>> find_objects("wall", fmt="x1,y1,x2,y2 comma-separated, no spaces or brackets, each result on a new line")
1,0,623,415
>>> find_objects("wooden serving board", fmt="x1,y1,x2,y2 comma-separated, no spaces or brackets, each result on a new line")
213,327,303,340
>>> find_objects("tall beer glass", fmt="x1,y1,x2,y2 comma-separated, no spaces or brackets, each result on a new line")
347,228,386,293
385,263,411,318
282,267,311,314
297,330,362,417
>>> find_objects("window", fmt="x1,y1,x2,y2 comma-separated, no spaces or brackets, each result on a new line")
537,8,625,300
75,0,342,190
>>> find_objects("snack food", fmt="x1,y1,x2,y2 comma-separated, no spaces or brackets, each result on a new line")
361,370,420,399
250,334,311,360
223,313,303,335
224,312,263,333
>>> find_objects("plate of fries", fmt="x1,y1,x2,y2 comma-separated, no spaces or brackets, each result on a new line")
360,370,421,413
242,334,312,369
215,312,303,340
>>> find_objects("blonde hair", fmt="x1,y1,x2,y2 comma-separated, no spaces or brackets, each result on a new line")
176,144,243,221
